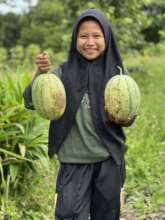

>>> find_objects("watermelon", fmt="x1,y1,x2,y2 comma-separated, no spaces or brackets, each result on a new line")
32,73,66,120
104,66,140,123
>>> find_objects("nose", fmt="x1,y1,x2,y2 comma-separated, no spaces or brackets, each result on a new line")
86,36,95,46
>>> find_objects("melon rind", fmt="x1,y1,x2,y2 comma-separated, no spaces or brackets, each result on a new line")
32,73,66,120
104,74,140,122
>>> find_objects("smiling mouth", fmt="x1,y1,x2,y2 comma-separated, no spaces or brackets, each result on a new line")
84,48,97,53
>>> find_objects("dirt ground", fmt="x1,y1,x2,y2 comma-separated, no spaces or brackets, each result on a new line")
121,205,165,220
120,191,165,220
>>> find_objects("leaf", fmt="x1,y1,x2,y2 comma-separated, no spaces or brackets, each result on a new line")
0,148,33,163
28,148,49,171
18,143,26,157
0,157,18,166
0,160,5,185
10,164,19,182
5,174,11,200
14,123,25,134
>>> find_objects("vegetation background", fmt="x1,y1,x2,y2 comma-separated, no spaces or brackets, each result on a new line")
0,0,165,219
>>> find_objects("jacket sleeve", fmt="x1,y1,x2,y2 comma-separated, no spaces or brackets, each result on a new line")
23,83,35,110
51,66,62,78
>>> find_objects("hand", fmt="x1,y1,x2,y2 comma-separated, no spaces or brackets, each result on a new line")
35,51,52,74
107,112,137,127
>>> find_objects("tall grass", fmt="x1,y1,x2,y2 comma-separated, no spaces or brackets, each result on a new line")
0,66,52,219
123,51,165,218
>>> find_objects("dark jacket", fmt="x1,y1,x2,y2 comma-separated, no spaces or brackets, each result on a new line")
23,9,135,166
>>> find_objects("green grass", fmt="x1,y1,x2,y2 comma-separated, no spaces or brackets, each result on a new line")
123,53,165,218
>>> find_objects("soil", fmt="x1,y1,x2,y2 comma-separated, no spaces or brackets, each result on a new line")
121,205,165,220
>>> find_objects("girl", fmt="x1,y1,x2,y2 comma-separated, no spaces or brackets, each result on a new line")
23,9,135,220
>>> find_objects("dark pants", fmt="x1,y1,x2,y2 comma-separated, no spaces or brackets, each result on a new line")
55,157,124,220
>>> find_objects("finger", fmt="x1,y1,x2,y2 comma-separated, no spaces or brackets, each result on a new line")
36,59,51,65
36,53,51,61
39,66,51,73
38,63,52,69
36,51,50,60
36,56,51,63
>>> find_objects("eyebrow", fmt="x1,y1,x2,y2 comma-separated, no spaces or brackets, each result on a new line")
78,32,103,35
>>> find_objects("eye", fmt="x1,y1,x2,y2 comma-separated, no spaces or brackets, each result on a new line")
94,34,101,39
79,35,88,39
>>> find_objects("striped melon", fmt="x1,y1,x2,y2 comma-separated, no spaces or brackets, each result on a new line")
32,73,66,120
104,66,140,123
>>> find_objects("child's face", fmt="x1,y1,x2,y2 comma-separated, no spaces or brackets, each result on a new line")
76,20,106,60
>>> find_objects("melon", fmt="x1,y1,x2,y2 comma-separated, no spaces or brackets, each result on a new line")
32,73,66,120
104,66,140,123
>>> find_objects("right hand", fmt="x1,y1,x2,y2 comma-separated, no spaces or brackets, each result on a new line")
35,51,52,74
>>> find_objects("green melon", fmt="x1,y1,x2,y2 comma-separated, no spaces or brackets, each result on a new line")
104,66,140,123
32,73,66,120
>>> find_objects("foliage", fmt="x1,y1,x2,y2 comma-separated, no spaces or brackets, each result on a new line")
0,0,165,55
0,13,21,48
24,44,41,65
0,67,50,216
0,47,7,69
142,0,165,43
123,45,165,218
0,159,58,219
20,1,70,52
0,44,64,70
9,45,24,67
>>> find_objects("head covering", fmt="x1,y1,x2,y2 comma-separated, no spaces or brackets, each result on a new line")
64,9,124,87
48,9,127,165
69,9,123,71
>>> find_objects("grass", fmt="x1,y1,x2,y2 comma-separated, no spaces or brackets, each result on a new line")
123,52,165,218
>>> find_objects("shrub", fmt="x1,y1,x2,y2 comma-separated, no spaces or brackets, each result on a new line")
0,67,49,215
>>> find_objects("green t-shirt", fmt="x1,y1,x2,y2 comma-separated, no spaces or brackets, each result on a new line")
52,67,110,163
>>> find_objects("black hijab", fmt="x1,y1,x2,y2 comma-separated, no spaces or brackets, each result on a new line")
48,9,127,165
